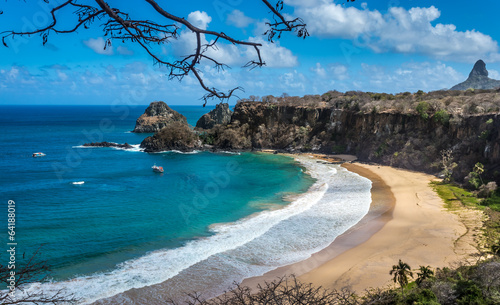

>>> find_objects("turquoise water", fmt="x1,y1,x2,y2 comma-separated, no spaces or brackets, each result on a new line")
0,105,373,304
0,105,313,280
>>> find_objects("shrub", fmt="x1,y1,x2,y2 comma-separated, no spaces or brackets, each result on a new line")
416,101,430,120
433,109,450,125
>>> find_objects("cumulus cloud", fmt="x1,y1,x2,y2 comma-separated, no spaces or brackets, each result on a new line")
83,37,113,55
227,10,255,28
187,11,212,30
287,1,500,61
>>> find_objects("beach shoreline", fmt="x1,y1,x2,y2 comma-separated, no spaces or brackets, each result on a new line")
242,154,480,293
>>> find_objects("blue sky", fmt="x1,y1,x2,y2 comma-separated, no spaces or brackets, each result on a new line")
1,0,499,105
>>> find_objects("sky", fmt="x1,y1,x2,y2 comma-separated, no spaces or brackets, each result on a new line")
1,0,499,105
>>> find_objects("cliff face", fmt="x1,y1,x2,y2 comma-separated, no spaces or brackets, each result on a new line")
133,101,187,133
211,102,500,182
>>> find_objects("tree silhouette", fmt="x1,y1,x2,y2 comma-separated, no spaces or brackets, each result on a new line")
0,0,308,105
0,248,77,304
415,265,434,286
390,259,413,294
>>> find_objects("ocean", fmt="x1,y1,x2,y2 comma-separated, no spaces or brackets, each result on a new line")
0,105,372,304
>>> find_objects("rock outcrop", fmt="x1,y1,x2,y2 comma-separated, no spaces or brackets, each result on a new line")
132,101,187,133
83,142,133,149
195,103,232,130
450,60,500,90
140,121,201,152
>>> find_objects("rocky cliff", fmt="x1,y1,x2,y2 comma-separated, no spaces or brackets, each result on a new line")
195,103,232,130
451,60,500,90
132,101,187,133
208,101,500,182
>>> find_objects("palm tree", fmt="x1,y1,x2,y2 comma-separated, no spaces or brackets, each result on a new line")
416,265,434,286
390,259,414,294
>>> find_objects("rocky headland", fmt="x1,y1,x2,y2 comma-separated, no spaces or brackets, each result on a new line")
132,101,187,133
451,60,500,90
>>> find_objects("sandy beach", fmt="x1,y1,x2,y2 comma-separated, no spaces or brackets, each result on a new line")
243,159,481,293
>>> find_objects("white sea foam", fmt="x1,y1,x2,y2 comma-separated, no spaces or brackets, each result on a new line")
111,144,143,152
11,155,372,304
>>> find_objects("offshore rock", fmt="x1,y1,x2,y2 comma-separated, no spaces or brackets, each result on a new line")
140,121,201,152
195,103,232,130
132,101,187,133
83,142,133,149
450,60,500,90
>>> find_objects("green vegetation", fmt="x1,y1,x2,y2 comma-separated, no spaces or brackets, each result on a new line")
432,180,500,258
390,259,413,293
431,181,480,209
199,132,215,145
433,109,450,125
416,101,430,120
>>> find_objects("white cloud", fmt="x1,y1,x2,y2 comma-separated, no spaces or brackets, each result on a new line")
279,70,306,91
227,10,254,28
288,1,500,61
83,37,113,55
360,61,463,92
187,11,212,30
489,69,500,80
311,63,349,80
249,38,298,68
311,63,327,77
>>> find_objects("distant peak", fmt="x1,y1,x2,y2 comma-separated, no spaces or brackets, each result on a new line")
469,59,488,78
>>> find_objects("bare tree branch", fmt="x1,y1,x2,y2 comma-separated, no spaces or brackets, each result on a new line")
0,0,308,103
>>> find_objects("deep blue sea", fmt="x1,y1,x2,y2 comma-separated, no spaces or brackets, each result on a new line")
0,105,372,304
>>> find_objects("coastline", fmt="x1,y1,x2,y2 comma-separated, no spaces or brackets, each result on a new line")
242,156,480,293
87,153,480,304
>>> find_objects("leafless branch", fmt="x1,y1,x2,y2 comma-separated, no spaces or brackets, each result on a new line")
1,0,308,102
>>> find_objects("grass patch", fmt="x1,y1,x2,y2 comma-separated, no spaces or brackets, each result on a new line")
432,181,500,254
482,192,500,212
430,181,481,209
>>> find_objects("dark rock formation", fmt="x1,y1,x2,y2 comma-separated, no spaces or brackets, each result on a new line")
207,101,500,183
195,103,232,130
132,101,187,133
83,142,133,149
450,60,500,90
140,121,201,152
